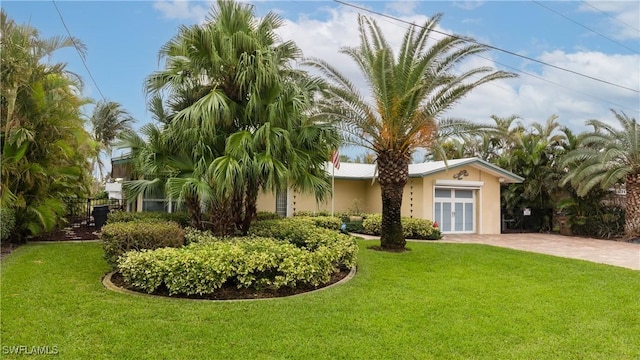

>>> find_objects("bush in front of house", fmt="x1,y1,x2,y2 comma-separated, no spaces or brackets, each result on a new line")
118,223,358,295
106,211,190,227
0,207,16,243
255,211,281,221
249,217,349,249
102,221,185,268
361,214,441,240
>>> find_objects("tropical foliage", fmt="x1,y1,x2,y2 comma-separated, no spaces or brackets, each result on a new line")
90,100,134,180
307,14,515,249
0,10,96,241
562,110,639,239
119,0,339,235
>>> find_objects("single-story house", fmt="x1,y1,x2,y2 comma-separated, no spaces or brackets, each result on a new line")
256,157,523,235
111,156,523,235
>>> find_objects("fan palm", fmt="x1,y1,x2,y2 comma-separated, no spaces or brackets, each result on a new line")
307,14,515,249
561,110,640,238
123,0,338,234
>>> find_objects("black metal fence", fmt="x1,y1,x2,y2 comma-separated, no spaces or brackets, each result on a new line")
63,198,123,229
501,208,554,233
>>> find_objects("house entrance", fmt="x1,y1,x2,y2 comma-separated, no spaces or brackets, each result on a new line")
434,188,475,233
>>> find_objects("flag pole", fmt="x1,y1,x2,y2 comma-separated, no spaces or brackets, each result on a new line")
331,164,335,217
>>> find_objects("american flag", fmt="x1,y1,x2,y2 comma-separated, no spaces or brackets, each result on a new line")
331,150,340,170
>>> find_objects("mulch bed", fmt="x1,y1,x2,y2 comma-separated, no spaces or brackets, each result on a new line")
109,268,351,300
33,226,101,241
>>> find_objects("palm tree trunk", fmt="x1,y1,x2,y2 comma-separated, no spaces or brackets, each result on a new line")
185,195,202,230
377,150,409,250
625,173,640,239
240,185,259,236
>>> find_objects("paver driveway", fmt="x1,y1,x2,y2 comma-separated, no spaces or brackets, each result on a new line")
439,233,640,270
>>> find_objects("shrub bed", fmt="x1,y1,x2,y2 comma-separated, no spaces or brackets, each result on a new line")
117,219,358,296
362,214,441,240
102,221,185,268
107,211,190,227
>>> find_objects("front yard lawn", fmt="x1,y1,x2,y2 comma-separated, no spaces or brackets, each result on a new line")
1,241,638,359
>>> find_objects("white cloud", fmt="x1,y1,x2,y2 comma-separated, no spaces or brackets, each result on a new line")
579,1,640,40
153,0,213,24
452,1,485,11
385,1,419,16
278,6,639,135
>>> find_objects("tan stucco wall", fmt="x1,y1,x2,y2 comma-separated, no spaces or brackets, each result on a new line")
255,164,505,234
256,191,278,213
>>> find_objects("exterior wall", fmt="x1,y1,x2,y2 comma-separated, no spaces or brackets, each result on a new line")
420,165,502,234
290,179,370,214
256,191,278,213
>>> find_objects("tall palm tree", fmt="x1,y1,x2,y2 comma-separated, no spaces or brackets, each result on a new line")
90,100,134,180
307,14,515,249
561,110,640,239
122,0,339,234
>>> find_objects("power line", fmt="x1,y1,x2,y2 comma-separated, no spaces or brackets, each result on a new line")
51,0,107,101
371,14,638,113
532,0,639,55
579,1,640,33
334,0,640,94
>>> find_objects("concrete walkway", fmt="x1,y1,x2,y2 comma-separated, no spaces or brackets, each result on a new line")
356,233,640,270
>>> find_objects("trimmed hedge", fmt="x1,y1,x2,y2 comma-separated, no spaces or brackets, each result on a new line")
255,211,281,221
102,221,185,268
107,211,190,227
0,207,16,242
362,214,441,240
118,219,358,295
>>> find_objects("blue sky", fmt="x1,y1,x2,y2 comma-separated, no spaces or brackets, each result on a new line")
3,1,639,161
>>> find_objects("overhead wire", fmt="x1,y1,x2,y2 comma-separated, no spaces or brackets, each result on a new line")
51,0,107,101
531,0,639,55
579,1,640,33
370,13,638,115
334,0,640,94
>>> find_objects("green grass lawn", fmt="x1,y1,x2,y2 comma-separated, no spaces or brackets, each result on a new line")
1,241,639,359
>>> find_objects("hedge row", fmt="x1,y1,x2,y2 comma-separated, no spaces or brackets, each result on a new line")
118,219,358,295
102,221,185,268
107,211,190,227
362,214,441,240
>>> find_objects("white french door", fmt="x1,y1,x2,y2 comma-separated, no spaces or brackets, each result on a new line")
434,188,475,233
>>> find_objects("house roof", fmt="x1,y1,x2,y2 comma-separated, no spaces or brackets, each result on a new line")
325,157,524,183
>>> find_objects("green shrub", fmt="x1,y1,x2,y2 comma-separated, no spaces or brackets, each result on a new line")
402,218,441,240
255,211,281,221
362,214,382,235
343,220,364,233
119,230,358,295
107,211,190,227
294,216,342,231
0,207,16,242
102,221,185,268
361,214,441,240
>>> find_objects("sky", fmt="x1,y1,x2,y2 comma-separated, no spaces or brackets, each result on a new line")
3,0,640,163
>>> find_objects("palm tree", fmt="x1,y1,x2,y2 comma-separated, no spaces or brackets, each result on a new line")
306,14,515,249
121,0,339,234
561,110,640,239
90,100,134,180
1,11,95,240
